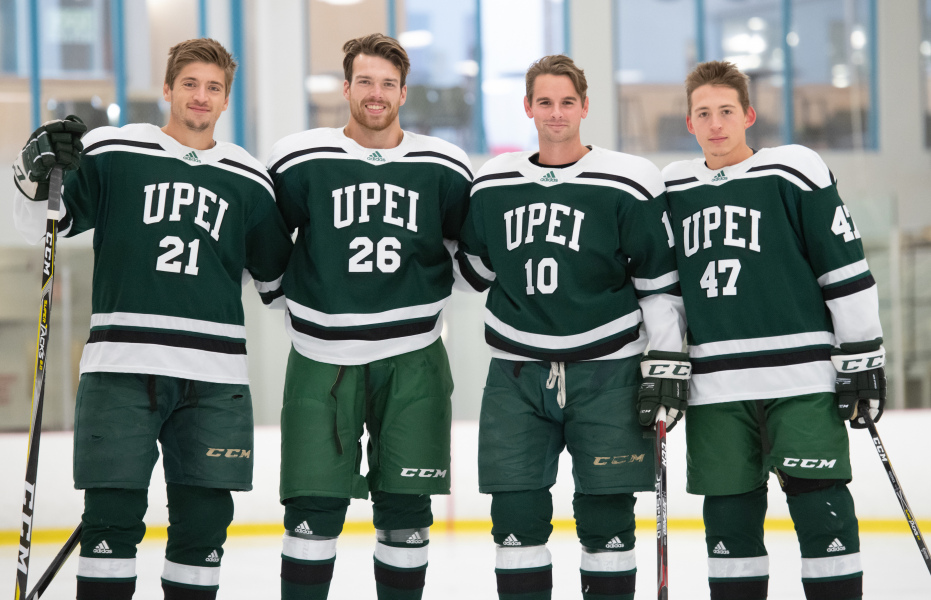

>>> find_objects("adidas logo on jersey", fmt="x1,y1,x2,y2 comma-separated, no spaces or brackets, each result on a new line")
406,532,424,545
605,536,625,549
294,521,313,535
93,540,113,554
539,170,558,183
182,150,201,163
503,534,521,546
711,170,727,182
367,151,386,162
712,541,730,555
205,549,220,563
826,538,846,553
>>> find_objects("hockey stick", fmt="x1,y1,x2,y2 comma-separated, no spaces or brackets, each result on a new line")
858,401,931,576
655,406,669,600
24,524,82,600
14,166,64,600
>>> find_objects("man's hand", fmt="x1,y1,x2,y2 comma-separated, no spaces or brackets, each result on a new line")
638,351,690,431
13,115,86,201
832,340,886,429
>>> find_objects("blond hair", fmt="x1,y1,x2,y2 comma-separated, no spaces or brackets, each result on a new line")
164,38,237,97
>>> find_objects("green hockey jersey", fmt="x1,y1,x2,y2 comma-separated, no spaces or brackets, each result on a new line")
14,123,293,384
266,127,472,364
663,145,883,405
458,146,685,361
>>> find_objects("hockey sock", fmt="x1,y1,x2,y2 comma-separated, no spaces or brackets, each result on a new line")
573,492,637,600
281,495,350,600
703,485,769,600
77,488,147,600
785,481,862,600
161,484,233,600
372,492,433,600
491,488,554,600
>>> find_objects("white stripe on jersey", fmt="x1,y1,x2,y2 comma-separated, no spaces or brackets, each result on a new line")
689,361,835,405
210,159,274,198
631,270,679,291
274,149,357,174
463,251,496,282
817,259,869,287
565,177,651,200
286,297,448,328
90,312,246,339
689,331,835,359
79,342,250,385
286,312,443,366
826,286,883,346
485,307,642,351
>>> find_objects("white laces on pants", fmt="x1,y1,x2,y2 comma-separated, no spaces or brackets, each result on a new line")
546,361,567,408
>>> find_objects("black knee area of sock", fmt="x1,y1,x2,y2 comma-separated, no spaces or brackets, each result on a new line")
802,574,862,600
580,572,636,596
491,488,554,547
281,558,335,585
573,492,637,550
81,488,148,558
777,471,849,497
372,491,433,531
76,578,136,600
283,495,350,537
165,484,233,565
162,581,218,600
374,562,427,591
497,567,553,594
709,578,768,600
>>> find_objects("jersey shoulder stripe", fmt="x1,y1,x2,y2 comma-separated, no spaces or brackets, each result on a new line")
661,159,699,187
576,172,652,200
576,148,665,198
748,145,835,190
398,131,473,180
266,128,348,175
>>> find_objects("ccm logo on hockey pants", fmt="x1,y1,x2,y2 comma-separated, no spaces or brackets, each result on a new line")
400,468,447,478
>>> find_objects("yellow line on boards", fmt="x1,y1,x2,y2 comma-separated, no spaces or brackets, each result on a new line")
2,518,926,547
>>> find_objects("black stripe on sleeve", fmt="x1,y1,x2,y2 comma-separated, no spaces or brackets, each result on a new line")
822,274,875,301
664,176,699,188
747,164,820,190
269,147,348,176
485,329,641,363
289,314,439,342
473,171,523,186
84,139,164,154
87,329,247,355
218,158,273,189
577,172,652,199
691,348,831,375
456,252,491,292
403,150,473,179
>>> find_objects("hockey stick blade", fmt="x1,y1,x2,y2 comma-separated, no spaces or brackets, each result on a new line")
13,166,63,600
25,524,82,600
655,406,669,600
858,401,931,576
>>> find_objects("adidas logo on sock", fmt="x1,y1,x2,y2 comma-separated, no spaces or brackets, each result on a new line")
539,170,558,183
367,151,386,162
294,521,313,535
712,541,730,555
826,538,846,553
711,170,727,182
205,549,220,563
406,532,424,545
182,150,201,163
92,540,113,554
502,534,521,546
605,536,625,549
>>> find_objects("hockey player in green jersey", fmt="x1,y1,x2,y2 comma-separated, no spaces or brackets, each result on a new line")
457,55,688,600
266,34,472,600
12,39,292,600
663,61,885,600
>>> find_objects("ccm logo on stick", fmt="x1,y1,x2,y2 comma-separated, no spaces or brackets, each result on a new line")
782,458,836,469
400,468,447,478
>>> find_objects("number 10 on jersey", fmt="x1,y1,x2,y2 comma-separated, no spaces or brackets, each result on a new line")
525,257,558,295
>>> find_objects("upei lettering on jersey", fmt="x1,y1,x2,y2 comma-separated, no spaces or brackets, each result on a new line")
681,204,761,257
504,202,585,251
142,182,229,241
332,183,419,232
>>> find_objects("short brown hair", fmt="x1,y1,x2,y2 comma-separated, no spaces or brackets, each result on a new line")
164,38,237,97
685,60,750,114
343,34,411,88
525,55,588,101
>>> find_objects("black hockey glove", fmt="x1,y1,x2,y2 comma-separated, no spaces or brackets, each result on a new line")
832,340,886,429
638,351,690,432
13,115,86,201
